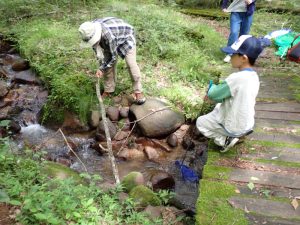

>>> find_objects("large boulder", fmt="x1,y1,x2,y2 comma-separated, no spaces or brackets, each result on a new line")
130,98,185,138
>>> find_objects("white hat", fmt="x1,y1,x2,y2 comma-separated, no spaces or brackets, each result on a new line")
78,21,102,47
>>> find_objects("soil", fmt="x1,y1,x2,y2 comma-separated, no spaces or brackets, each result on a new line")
0,203,14,225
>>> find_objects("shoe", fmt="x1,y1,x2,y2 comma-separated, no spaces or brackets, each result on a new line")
220,137,239,153
223,55,231,63
133,92,146,105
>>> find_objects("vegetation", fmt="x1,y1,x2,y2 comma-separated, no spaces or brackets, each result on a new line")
0,137,175,224
0,0,224,123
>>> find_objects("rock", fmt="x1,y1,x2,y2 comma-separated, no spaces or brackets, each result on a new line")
42,161,83,183
150,171,175,191
182,136,195,150
106,106,119,121
118,148,145,160
90,141,106,155
129,185,161,207
130,98,185,138
8,120,21,134
0,80,8,97
0,106,12,119
89,110,101,128
55,157,72,167
144,146,159,161
144,205,163,220
13,69,41,85
113,96,122,104
118,192,129,203
11,59,30,71
0,67,8,78
114,130,129,141
167,133,178,147
121,171,145,193
96,118,117,141
61,112,90,134
98,181,116,192
119,107,129,118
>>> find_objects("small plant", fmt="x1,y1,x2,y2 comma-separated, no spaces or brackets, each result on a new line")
156,189,176,205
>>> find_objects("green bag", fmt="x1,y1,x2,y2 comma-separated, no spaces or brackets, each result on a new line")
274,32,300,57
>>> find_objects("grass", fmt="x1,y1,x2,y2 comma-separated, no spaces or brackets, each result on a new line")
196,180,248,225
0,0,225,123
255,158,300,169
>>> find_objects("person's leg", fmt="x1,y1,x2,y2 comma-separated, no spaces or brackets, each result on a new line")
103,63,117,93
196,111,228,147
227,12,243,46
240,13,253,36
125,47,145,104
125,47,143,93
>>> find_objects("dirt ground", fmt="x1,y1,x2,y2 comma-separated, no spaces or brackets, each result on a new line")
0,204,14,225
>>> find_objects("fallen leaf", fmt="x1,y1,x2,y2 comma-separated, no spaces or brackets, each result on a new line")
244,206,250,213
250,176,260,181
247,182,255,191
271,156,278,160
235,189,241,194
291,199,299,210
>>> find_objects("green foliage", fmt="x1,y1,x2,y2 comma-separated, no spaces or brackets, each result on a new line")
0,138,164,224
155,189,175,205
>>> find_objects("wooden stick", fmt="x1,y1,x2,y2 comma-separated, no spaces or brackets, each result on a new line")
58,128,88,173
96,78,120,184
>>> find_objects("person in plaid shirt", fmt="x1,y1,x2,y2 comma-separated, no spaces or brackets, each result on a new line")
79,17,146,104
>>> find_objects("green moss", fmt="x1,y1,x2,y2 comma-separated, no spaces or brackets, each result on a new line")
196,180,248,225
42,161,83,183
251,140,300,149
129,185,161,207
255,159,300,169
202,165,231,180
121,171,144,193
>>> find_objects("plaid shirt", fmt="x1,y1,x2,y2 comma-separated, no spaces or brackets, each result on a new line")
93,17,136,72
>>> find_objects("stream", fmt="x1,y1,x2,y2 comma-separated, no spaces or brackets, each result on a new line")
0,37,208,215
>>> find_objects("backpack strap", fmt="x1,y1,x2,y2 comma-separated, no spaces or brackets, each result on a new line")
290,34,300,47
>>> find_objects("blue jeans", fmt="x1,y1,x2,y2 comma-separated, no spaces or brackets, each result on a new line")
227,12,253,46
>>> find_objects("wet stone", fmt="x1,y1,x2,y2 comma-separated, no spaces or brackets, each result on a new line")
144,146,159,161
150,171,175,191
13,69,41,85
119,107,129,118
118,148,145,160
96,118,117,141
106,106,119,121
130,98,185,138
167,133,178,147
0,106,12,119
11,59,30,71
0,80,8,97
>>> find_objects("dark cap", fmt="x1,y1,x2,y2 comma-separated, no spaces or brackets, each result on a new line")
221,35,263,59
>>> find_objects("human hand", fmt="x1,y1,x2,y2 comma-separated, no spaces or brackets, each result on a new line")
245,0,252,5
95,69,103,78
